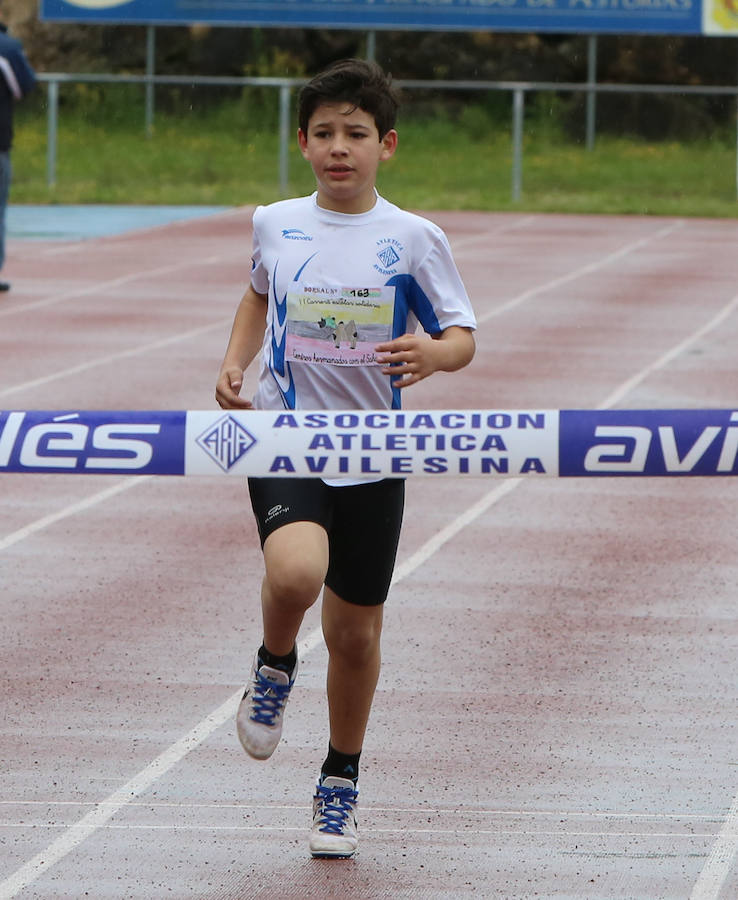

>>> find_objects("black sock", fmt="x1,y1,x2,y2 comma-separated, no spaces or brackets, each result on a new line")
321,743,361,785
258,643,297,675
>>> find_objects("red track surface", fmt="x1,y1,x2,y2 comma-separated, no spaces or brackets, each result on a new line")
1,208,738,899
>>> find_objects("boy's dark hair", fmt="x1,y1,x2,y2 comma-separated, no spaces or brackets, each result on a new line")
298,59,399,139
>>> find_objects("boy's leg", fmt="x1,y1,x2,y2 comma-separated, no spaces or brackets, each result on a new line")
309,586,382,859
308,479,403,855
261,521,329,655
321,587,383,755
238,520,329,760
317,478,403,761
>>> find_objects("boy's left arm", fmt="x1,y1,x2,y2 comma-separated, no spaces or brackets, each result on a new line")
375,326,475,389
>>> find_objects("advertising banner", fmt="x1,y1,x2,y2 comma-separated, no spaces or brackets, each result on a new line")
40,0,704,36
2,409,737,477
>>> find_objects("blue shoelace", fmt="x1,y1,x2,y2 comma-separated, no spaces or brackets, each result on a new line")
315,783,358,834
249,670,292,726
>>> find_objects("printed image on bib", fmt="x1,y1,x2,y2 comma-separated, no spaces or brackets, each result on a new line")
285,284,395,367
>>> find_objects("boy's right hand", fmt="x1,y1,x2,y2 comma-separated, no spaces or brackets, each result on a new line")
216,366,253,410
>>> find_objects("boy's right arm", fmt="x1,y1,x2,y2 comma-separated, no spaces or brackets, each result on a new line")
215,285,268,409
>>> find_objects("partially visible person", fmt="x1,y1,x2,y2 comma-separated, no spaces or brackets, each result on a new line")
0,12,35,292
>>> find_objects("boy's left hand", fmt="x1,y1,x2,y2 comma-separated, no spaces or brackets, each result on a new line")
375,333,439,388
375,327,475,389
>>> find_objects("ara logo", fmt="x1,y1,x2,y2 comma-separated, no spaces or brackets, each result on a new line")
377,245,400,269
282,228,313,241
374,237,404,274
196,415,257,471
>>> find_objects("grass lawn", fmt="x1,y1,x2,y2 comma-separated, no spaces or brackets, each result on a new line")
11,97,738,217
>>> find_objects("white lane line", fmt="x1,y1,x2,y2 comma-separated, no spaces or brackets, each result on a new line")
0,217,534,396
0,219,680,399
0,480,522,899
0,800,727,822
1,205,252,319
690,794,738,900
0,217,734,898
0,689,243,900
0,317,231,399
598,292,738,410
3,277,736,895
603,288,738,900
0,478,149,552
0,253,235,320
0,448,713,895
0,823,728,839
390,478,521,585
451,214,538,252
476,220,685,325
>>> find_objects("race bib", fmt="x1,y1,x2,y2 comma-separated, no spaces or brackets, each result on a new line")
285,284,395,367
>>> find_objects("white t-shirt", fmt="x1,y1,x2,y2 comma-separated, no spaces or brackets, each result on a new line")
250,192,476,414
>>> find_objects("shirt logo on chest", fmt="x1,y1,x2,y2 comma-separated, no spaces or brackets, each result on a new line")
374,238,404,275
377,245,400,269
282,228,313,241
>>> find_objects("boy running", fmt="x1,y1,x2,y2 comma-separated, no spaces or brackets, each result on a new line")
215,58,476,859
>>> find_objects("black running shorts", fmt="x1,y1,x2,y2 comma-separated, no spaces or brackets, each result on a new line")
247,477,405,607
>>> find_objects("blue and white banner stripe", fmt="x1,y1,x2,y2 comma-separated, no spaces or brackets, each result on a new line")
1,409,737,477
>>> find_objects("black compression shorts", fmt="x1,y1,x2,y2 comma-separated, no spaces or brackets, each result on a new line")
247,477,405,607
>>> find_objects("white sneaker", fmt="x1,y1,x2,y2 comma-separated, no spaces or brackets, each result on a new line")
236,655,297,760
309,776,359,859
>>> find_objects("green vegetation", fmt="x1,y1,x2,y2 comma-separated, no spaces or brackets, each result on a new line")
12,87,738,217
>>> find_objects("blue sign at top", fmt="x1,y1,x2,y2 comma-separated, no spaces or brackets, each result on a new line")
40,0,704,36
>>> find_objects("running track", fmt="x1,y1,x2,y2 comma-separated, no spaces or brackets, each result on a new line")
1,207,738,899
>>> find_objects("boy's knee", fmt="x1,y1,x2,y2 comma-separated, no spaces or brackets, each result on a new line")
262,522,328,611
265,559,324,610
325,617,381,664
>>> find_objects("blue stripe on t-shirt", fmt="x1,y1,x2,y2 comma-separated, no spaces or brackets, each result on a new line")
386,274,442,409
387,273,442,338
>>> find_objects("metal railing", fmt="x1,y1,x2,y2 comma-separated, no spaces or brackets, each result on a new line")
37,72,738,202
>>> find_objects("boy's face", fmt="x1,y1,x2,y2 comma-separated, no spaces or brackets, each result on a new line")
298,103,397,214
